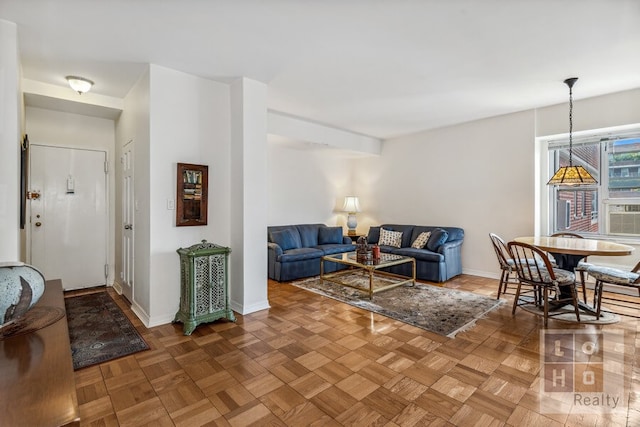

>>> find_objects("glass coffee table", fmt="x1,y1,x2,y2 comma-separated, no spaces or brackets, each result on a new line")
320,251,416,299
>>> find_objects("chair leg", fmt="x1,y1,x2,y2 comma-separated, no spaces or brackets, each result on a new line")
579,271,587,302
594,280,603,320
570,285,580,322
497,270,508,299
542,286,549,328
512,282,523,316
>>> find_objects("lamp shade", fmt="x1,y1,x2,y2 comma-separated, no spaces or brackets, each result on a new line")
547,165,598,186
66,76,94,94
342,196,361,213
548,77,598,186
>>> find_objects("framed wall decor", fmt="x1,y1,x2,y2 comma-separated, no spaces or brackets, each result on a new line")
176,163,208,226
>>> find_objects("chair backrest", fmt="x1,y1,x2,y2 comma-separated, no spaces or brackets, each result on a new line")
489,233,512,270
507,241,558,286
551,232,588,261
551,232,583,239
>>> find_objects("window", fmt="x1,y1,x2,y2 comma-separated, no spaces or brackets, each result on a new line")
548,132,640,237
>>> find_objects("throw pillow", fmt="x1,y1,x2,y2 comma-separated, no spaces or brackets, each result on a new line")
367,226,381,244
426,228,449,252
378,228,403,248
271,229,300,251
318,226,343,245
411,231,431,249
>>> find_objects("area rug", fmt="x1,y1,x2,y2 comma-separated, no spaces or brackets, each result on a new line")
65,292,149,370
291,273,503,337
518,299,619,325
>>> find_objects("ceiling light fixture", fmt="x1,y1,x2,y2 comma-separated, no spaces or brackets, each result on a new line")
65,75,94,94
547,77,598,186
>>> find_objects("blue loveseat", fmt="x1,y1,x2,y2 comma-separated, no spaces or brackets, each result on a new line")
268,224,354,281
367,224,464,282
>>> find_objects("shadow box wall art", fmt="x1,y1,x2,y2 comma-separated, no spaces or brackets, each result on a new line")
176,163,208,226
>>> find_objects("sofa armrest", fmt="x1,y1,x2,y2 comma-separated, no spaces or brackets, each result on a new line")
268,242,283,280
438,239,463,257
268,242,283,257
438,239,463,280
342,236,353,244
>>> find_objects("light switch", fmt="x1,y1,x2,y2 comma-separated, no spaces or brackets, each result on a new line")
167,199,175,210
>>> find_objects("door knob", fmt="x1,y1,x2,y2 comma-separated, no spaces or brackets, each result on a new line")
35,222,42,227
124,224,132,230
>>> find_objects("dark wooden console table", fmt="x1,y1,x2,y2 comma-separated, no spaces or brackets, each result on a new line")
0,279,80,426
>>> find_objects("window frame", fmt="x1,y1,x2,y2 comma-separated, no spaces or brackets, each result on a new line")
543,126,640,240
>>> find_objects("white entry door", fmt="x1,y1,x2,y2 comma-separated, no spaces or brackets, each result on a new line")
122,141,134,302
29,145,108,290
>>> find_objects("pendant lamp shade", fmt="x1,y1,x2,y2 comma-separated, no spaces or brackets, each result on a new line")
547,77,598,186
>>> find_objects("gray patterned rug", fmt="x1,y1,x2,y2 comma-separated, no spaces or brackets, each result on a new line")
65,292,149,370
291,273,503,337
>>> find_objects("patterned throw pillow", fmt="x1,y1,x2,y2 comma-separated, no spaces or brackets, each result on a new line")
411,231,431,249
378,228,403,248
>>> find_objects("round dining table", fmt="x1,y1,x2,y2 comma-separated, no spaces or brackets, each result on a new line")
513,236,635,316
513,236,635,271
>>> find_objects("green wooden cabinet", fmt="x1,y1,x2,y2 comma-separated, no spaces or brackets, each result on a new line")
174,240,235,335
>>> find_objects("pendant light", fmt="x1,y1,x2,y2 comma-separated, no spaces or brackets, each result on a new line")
547,77,598,185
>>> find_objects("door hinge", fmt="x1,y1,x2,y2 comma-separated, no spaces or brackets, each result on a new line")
105,264,109,278
104,161,109,173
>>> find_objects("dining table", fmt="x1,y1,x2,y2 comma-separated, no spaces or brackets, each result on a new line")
513,235,635,316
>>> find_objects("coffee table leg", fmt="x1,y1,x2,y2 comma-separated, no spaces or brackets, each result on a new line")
369,270,374,299
412,259,416,286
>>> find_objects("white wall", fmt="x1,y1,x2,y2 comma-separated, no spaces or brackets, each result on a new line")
115,67,150,320
229,78,270,314
24,107,117,282
535,88,640,269
348,87,640,280
267,142,356,229
0,19,20,262
353,110,536,279
147,65,231,326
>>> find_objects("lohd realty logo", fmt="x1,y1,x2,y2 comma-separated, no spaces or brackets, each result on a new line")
540,329,627,414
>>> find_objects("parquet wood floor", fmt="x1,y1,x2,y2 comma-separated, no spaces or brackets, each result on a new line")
72,275,640,426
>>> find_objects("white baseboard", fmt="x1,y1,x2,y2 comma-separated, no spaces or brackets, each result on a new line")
230,299,271,315
462,268,498,280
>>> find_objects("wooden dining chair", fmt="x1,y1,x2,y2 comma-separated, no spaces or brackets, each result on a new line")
550,232,591,302
587,261,640,319
507,241,581,327
489,233,520,299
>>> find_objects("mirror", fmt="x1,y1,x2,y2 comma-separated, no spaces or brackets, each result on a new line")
176,163,208,226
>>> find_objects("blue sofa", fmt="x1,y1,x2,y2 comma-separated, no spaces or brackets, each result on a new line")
367,224,464,282
268,224,354,281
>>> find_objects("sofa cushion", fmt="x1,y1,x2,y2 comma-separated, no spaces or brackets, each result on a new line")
318,226,343,245
426,228,449,252
379,225,414,247
411,231,431,249
296,224,322,247
278,247,323,262
379,228,403,248
393,247,444,262
316,243,354,255
367,226,381,244
271,229,301,251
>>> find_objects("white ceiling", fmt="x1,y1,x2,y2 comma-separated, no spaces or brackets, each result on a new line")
2,0,639,139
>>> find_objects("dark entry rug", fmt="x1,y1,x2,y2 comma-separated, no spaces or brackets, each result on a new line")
291,273,503,337
65,292,149,370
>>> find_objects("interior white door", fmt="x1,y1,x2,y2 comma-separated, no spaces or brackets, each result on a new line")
29,145,108,290
122,141,134,302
